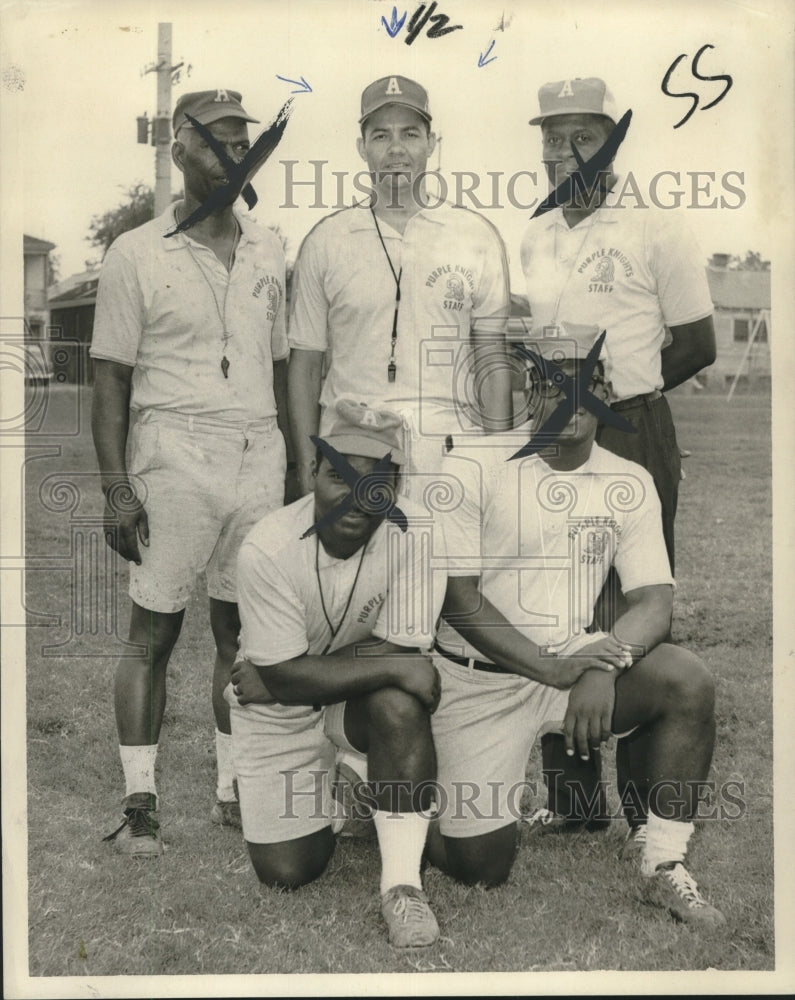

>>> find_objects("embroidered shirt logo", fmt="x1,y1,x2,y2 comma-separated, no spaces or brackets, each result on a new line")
444,274,465,309
580,529,610,564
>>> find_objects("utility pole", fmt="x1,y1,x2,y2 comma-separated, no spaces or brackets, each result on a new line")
154,23,173,216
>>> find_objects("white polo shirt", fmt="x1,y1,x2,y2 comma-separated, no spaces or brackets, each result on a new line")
520,189,713,400
289,201,510,432
435,439,674,658
91,204,288,423
237,493,447,678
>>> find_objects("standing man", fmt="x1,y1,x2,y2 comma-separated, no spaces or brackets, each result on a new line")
288,75,513,499
427,331,724,928
229,400,446,947
519,78,716,832
520,76,716,574
91,89,290,855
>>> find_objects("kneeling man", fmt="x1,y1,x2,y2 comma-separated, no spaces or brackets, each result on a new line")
230,400,446,946
428,329,724,928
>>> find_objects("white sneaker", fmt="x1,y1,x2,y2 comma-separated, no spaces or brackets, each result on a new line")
618,824,647,860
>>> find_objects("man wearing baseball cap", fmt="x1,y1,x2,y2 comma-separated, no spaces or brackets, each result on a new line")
518,77,716,842
92,88,291,854
288,74,512,503
228,399,446,947
426,327,724,929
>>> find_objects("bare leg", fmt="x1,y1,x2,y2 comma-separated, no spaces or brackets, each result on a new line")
247,828,335,889
115,602,184,745
209,598,240,736
613,643,715,820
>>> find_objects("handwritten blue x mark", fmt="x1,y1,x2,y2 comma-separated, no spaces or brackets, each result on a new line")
509,331,637,461
300,437,408,540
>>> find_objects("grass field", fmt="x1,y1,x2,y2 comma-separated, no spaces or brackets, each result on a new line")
21,383,774,979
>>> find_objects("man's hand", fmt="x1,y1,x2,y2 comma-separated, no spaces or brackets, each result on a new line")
391,658,442,714
545,634,630,689
563,669,616,761
103,485,149,565
231,658,277,705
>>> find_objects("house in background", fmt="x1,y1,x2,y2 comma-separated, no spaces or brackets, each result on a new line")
48,269,100,384
508,261,771,391
23,234,56,381
705,253,770,387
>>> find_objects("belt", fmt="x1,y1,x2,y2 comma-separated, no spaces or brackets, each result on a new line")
433,641,513,675
611,390,662,412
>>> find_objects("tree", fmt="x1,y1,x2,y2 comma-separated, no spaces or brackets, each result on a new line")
46,250,61,287
86,183,156,262
85,184,294,297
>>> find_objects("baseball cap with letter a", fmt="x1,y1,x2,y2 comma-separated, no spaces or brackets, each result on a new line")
359,75,432,125
529,77,618,126
172,88,260,135
321,399,407,466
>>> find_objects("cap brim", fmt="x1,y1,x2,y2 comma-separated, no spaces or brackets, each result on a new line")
359,99,432,125
321,434,406,467
529,108,616,126
177,109,260,132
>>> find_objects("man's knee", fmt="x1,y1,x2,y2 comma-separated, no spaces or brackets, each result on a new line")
247,829,334,889
442,825,517,888
365,686,428,739
656,645,714,715
637,644,714,722
128,604,183,661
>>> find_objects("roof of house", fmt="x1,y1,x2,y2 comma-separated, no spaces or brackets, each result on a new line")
24,234,56,254
48,269,100,309
706,266,771,311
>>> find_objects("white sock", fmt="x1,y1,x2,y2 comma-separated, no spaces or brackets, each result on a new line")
119,744,158,806
373,809,430,896
641,811,694,876
215,728,236,801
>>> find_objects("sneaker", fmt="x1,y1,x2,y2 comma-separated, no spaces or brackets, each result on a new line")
618,823,647,860
103,792,163,857
521,807,599,834
380,884,439,948
211,799,242,829
331,761,374,840
646,861,726,928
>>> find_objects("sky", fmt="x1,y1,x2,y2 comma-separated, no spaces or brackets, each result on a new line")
2,0,789,291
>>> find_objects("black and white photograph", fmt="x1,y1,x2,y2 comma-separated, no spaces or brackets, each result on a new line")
1,0,793,996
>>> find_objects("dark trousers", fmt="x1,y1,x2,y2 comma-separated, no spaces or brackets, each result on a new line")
542,392,679,827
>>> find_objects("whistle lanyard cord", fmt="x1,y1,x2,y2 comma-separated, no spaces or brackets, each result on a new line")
370,208,402,377
316,536,368,655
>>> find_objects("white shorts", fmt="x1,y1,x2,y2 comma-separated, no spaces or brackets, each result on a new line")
228,688,360,844
430,655,570,838
127,410,285,612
